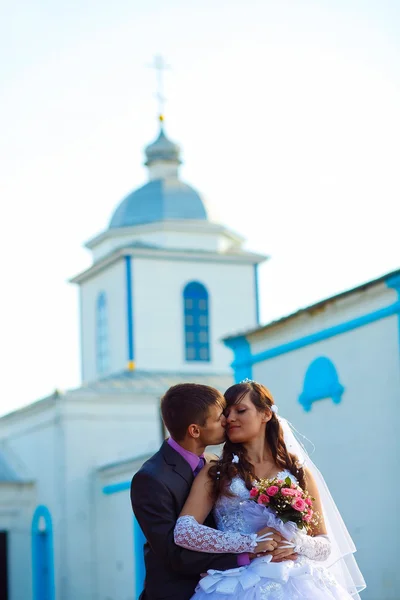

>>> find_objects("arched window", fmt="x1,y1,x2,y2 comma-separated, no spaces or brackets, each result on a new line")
31,505,55,600
299,356,344,412
96,292,109,375
183,282,210,362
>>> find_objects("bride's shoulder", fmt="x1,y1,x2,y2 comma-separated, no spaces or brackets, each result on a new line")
304,466,319,490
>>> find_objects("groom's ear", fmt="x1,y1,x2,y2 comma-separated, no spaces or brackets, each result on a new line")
187,423,201,439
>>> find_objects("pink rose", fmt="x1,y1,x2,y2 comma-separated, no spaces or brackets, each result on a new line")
305,497,313,507
281,488,297,497
266,485,279,497
250,488,258,498
258,494,270,505
292,498,307,512
291,483,297,489
303,512,312,523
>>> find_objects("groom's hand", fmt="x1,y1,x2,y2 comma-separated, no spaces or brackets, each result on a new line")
254,526,282,554
270,545,298,562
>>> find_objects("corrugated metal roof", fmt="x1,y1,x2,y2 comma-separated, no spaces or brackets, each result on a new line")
71,370,233,396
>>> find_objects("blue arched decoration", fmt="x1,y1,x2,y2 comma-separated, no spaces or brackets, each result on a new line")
31,505,55,600
299,357,344,412
96,291,109,374
183,282,210,362
133,516,146,599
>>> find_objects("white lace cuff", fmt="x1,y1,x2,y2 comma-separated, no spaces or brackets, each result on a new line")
283,531,331,561
174,515,258,554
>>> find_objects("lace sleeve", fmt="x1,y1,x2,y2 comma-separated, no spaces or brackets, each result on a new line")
290,532,332,561
174,515,258,554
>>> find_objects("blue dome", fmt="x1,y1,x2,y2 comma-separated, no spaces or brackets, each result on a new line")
109,179,208,229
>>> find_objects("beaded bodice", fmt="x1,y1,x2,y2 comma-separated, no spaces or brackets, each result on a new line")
213,471,297,534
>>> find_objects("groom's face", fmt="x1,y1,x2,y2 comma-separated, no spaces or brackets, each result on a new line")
199,401,227,446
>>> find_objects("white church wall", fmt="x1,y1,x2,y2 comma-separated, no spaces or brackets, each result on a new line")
0,482,35,600
1,408,61,504
250,314,400,600
132,257,257,372
0,402,66,600
129,230,233,253
58,393,162,600
80,260,126,383
95,488,134,600
94,456,149,600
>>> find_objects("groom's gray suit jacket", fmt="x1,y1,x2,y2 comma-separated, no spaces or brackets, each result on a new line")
130,440,237,600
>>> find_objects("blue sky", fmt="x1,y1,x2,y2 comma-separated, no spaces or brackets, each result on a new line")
1,0,399,414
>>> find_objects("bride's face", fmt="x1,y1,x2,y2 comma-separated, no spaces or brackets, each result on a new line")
225,392,269,443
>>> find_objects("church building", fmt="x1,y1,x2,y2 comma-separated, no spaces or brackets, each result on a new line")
225,270,400,600
0,119,265,600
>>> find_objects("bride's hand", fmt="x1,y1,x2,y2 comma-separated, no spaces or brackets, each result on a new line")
255,526,282,553
270,539,297,562
271,550,298,563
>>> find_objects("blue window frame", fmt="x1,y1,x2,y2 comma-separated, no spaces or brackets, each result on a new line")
96,292,109,374
183,282,210,362
32,506,55,600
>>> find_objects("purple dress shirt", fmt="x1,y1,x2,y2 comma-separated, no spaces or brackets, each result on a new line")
168,437,205,472
167,438,250,567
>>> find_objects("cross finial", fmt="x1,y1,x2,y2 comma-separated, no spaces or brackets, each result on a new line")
148,55,171,123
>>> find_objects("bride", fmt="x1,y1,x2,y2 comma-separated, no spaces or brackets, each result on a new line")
174,380,366,599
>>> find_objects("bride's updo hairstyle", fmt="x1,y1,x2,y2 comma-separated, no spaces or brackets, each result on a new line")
208,381,306,497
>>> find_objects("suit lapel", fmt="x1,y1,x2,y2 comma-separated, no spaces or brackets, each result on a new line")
161,440,194,487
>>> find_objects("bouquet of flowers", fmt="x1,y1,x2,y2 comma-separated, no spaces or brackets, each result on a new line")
249,476,319,532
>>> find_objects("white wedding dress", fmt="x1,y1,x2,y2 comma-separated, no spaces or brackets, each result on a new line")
175,471,359,600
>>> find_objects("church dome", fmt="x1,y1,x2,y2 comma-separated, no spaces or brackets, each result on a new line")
144,127,181,165
109,124,208,229
109,179,208,228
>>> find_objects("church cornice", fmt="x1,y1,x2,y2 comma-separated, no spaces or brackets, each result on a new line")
70,245,268,284
85,219,245,250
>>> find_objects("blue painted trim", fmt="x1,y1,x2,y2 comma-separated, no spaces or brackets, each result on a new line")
224,337,253,382
387,274,400,292
103,481,131,495
299,356,345,412
387,276,400,358
229,300,400,370
254,264,260,326
125,256,134,365
133,516,146,599
31,505,55,600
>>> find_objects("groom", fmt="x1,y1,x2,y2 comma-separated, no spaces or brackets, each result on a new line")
130,383,294,600
131,383,242,599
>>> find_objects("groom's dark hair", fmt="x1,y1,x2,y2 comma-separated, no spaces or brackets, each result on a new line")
161,383,225,441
